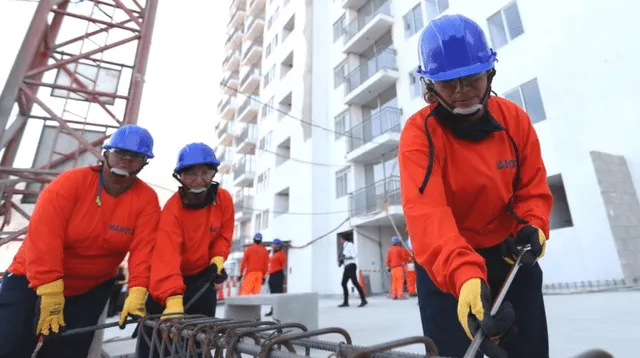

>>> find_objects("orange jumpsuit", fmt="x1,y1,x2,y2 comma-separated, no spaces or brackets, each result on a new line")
398,97,552,296
148,188,235,305
404,249,417,296
9,167,160,296
269,251,286,275
386,245,410,299
239,244,269,295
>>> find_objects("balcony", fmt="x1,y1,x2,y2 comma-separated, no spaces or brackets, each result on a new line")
234,193,254,221
227,4,245,29
218,95,237,120
345,107,402,163
239,67,261,94
349,176,404,227
233,155,257,187
236,95,260,123
241,37,263,67
216,120,236,147
244,14,265,42
235,123,258,155
222,49,241,72
229,0,242,11
342,0,368,9
231,237,245,253
344,48,399,105
246,0,266,16
343,0,394,55
221,71,239,95
225,28,243,50
216,147,234,174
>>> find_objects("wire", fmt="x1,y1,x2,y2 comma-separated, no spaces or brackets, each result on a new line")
288,217,351,249
258,147,346,168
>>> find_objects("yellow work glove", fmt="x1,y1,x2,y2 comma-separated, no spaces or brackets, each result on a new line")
119,287,147,328
161,295,184,320
35,279,66,336
501,225,546,266
457,278,516,358
210,256,224,273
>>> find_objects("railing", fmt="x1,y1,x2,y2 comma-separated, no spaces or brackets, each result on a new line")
237,123,258,145
222,50,240,67
245,14,265,32
217,121,235,137
231,236,249,253
343,0,391,43
218,148,234,162
345,48,397,94
349,176,400,217
237,95,260,117
219,95,235,112
243,37,264,60
225,28,241,46
347,107,402,152
234,155,257,179
222,72,239,86
227,4,246,26
234,194,254,212
240,68,261,86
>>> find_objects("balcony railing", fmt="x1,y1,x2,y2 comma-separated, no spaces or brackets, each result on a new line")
222,72,238,86
245,14,265,32
343,0,391,43
237,123,258,144
243,37,263,59
231,236,248,253
349,176,400,217
233,155,257,179
234,194,254,212
346,48,397,94
240,68,261,85
218,120,235,136
218,147,234,162
222,50,240,67
227,4,246,26
347,107,402,152
225,28,241,45
219,95,234,112
237,95,260,116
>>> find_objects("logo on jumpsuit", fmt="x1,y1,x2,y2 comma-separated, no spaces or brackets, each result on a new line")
496,159,517,170
108,224,135,235
210,226,221,233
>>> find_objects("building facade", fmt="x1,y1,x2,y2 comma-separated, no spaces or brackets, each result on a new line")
218,0,640,295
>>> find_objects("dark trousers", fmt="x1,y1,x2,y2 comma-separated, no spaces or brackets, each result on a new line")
341,263,366,304
268,271,285,294
0,272,115,358
136,269,217,358
416,244,549,358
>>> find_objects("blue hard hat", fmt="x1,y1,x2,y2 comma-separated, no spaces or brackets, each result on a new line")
417,14,497,81
391,236,401,243
273,238,282,245
174,143,220,173
254,233,263,240
104,125,154,158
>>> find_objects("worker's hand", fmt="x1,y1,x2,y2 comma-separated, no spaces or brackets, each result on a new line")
237,275,243,282
119,287,148,328
262,277,266,285
161,295,184,320
457,278,516,358
199,256,228,286
210,256,225,273
387,268,391,272
501,225,546,266
35,279,66,336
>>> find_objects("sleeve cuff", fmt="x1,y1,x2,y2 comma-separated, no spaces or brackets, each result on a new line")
452,263,487,298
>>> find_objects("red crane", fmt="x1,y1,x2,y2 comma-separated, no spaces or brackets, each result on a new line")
0,0,159,246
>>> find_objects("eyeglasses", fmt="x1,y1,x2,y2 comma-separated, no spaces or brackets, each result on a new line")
109,149,146,161
434,72,487,91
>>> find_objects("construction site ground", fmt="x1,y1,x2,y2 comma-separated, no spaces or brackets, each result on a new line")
103,290,640,357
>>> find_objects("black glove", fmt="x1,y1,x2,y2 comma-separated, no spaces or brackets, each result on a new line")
262,277,266,285
237,275,243,282
458,279,517,358
199,264,228,286
338,259,344,267
500,225,546,266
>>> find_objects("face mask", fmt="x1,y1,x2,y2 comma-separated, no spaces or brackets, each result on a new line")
110,167,130,177
452,103,483,116
188,187,207,194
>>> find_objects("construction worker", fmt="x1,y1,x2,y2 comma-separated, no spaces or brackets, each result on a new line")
138,142,234,358
404,239,417,296
338,236,367,308
0,125,160,358
386,236,409,299
238,233,269,295
399,15,552,358
265,238,286,316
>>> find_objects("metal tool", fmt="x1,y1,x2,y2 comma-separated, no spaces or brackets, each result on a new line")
462,249,526,358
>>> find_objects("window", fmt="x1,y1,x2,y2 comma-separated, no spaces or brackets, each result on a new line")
334,110,351,139
425,0,449,22
335,167,351,198
409,69,422,98
267,6,279,30
333,14,345,42
403,4,424,38
503,78,547,124
259,131,272,150
333,60,349,88
487,2,524,49
265,34,278,58
256,168,271,193
261,209,269,229
261,96,274,119
263,65,276,88
254,212,262,232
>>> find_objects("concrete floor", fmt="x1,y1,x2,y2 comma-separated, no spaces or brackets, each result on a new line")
103,290,639,357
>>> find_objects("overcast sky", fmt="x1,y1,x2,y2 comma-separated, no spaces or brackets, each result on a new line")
0,0,227,205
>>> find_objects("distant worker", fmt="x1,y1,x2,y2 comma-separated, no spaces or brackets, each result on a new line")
139,143,234,358
265,238,287,316
399,15,552,358
0,125,160,358
386,236,410,300
238,233,269,295
404,239,417,297
338,236,367,308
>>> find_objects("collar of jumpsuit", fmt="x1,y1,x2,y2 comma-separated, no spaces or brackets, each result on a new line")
432,103,504,142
